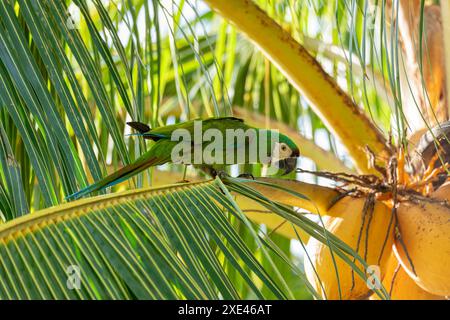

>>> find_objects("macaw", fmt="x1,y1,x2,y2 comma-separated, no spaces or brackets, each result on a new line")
66,117,300,200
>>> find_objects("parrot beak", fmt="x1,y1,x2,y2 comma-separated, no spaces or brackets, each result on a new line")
275,157,298,175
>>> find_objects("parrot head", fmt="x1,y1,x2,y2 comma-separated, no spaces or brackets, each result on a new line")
270,133,300,175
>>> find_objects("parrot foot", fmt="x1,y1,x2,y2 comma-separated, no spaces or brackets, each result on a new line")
237,173,255,180
216,171,230,179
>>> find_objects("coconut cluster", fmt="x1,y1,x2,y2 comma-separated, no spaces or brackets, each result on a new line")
304,126,450,300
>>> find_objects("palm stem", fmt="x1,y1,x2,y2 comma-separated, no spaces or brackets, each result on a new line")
441,1,450,117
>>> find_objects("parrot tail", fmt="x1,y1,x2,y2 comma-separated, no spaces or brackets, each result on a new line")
65,156,158,201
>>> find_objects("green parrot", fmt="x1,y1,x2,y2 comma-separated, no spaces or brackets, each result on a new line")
66,117,299,200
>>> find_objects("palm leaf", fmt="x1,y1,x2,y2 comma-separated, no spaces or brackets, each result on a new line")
0,122,28,219
0,179,297,299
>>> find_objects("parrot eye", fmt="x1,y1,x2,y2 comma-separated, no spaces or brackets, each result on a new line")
281,144,287,151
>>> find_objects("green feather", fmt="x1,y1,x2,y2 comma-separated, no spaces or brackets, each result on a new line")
66,117,299,200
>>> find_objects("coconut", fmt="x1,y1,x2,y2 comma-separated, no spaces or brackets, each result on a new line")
394,182,450,296
304,195,394,299
370,252,444,300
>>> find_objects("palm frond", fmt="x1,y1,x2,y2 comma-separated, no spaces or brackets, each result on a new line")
0,180,301,299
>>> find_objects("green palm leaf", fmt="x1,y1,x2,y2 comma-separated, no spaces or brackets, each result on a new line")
0,180,295,299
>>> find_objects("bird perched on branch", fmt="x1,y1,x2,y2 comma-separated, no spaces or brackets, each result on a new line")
66,117,299,200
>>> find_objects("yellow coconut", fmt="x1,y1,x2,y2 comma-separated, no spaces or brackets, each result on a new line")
394,182,450,296
304,196,394,300
370,252,444,300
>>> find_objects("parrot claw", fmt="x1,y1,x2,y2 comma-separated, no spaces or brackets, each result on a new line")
237,173,255,180
217,171,230,180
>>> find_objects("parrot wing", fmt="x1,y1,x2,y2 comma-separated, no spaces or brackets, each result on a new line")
68,118,251,200
127,117,247,141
